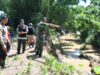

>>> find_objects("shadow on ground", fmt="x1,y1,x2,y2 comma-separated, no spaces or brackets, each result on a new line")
8,53,17,58
26,55,44,64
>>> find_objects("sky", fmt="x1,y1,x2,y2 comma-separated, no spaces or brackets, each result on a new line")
78,0,91,7
55,0,91,7
0,11,4,15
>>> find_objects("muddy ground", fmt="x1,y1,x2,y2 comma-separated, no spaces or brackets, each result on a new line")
0,34,100,75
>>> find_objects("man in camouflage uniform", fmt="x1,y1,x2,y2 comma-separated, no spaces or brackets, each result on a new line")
35,17,60,57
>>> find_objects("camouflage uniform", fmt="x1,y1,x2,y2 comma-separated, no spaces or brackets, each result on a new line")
35,21,49,57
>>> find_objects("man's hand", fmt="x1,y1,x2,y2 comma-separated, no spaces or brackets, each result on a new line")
56,25,60,28
18,32,22,34
2,45,6,51
22,32,26,34
48,24,61,28
18,32,26,34
21,32,27,34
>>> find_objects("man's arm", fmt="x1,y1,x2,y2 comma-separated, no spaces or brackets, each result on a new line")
17,25,21,34
17,25,28,34
0,32,6,50
48,24,60,28
36,23,40,35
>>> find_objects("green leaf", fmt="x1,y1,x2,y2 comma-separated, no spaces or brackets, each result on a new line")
78,64,84,67
93,65,100,74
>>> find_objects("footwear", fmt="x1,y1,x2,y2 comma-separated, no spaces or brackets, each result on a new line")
1,64,5,68
35,53,38,56
17,52,20,55
22,51,25,54
39,54,42,57
0,60,5,68
22,50,25,54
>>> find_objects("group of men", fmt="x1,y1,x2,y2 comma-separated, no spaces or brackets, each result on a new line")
0,16,60,68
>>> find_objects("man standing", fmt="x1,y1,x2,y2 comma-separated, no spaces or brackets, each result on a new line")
27,23,35,48
17,19,28,54
35,17,60,57
0,15,8,68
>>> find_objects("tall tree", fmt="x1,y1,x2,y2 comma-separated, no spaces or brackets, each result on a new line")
8,0,79,28
0,0,10,12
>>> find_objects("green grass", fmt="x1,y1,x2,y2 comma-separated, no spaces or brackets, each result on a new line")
6,57,10,62
13,55,19,61
78,64,84,67
16,70,26,75
16,61,33,75
0,73,3,75
40,54,80,75
93,65,100,74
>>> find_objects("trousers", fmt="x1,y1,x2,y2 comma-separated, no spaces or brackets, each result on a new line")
35,36,43,57
0,44,7,68
17,39,26,54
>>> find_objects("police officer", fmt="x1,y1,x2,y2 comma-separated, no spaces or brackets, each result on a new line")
0,15,8,68
17,19,28,54
35,17,60,57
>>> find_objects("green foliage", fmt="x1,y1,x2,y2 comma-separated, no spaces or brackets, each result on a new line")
40,55,78,75
48,28,56,40
13,55,19,61
9,26,14,30
93,65,100,74
0,0,10,12
16,60,33,75
6,57,10,62
1,0,79,29
26,62,33,73
78,64,84,67
0,73,2,75
62,0,100,48
16,70,26,75
29,13,43,27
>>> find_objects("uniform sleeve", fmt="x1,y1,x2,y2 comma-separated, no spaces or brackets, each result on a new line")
36,22,40,35
32,27,35,34
26,25,28,33
17,25,19,33
36,25,39,35
45,23,49,26
0,31,5,47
